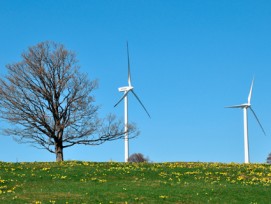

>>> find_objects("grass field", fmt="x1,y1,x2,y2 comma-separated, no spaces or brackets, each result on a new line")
0,161,271,203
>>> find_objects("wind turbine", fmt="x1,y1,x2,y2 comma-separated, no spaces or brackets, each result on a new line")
226,79,266,164
114,42,151,162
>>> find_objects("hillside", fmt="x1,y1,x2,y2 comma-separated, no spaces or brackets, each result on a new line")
0,161,271,203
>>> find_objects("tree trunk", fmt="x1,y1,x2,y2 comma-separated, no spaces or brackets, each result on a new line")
55,142,64,162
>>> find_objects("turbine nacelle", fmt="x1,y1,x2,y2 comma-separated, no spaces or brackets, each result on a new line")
118,86,134,92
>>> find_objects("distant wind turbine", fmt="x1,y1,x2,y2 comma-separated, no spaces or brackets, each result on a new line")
226,79,266,164
114,42,151,162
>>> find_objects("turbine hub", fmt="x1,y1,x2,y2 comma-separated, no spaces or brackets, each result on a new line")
242,103,251,108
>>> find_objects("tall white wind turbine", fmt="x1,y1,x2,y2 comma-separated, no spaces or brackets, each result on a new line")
114,42,151,162
226,79,266,163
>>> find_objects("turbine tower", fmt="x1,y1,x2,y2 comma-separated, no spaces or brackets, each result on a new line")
226,79,266,163
114,42,151,162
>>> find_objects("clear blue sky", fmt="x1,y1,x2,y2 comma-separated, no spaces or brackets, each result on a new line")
0,0,271,163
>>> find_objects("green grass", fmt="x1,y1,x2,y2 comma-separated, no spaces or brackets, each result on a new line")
1,161,271,203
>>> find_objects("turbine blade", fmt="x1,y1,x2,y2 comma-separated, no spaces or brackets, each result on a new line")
249,107,266,136
131,90,151,118
127,42,132,87
225,105,246,108
114,91,130,107
248,78,254,104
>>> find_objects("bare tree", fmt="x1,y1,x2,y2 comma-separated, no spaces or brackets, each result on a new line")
267,153,271,164
0,41,137,161
128,153,149,163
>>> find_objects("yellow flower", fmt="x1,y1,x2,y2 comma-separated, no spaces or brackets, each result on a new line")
159,195,169,199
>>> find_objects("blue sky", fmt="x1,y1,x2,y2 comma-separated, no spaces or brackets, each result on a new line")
0,0,271,163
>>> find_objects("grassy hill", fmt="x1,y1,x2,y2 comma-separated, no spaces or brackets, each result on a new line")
0,161,271,203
